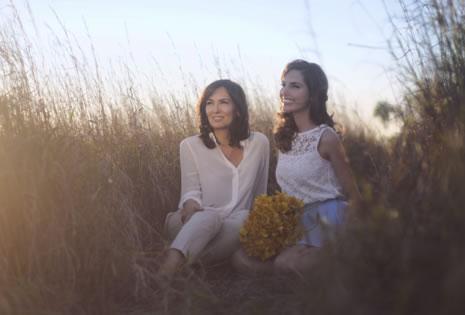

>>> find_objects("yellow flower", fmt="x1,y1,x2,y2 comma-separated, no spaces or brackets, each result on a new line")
239,192,304,261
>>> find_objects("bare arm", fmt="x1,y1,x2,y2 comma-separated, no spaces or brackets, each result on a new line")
318,130,361,207
254,134,270,196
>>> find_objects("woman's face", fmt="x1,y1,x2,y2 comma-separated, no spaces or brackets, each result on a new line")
205,86,236,131
280,69,311,114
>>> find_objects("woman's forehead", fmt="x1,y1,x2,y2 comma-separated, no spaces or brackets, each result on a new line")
282,69,304,82
208,86,231,98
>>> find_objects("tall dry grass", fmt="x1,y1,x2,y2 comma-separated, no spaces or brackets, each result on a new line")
0,3,281,313
0,0,464,314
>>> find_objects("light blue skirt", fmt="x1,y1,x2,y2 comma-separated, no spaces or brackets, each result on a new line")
297,199,348,247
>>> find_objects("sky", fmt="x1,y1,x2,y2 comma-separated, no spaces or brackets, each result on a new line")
1,0,402,126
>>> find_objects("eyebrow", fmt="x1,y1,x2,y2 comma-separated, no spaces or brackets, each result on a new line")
207,97,231,101
282,80,303,85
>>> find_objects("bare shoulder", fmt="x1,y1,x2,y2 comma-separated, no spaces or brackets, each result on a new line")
320,128,340,145
318,128,342,160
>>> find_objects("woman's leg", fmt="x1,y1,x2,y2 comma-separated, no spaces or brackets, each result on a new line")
159,210,222,278
271,200,347,276
273,245,319,276
209,210,274,274
200,210,249,263
231,248,274,275
232,245,318,276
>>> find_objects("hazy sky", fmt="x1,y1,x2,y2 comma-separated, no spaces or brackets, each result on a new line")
2,0,401,122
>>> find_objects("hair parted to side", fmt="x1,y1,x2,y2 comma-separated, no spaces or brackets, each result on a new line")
274,59,335,152
196,79,250,149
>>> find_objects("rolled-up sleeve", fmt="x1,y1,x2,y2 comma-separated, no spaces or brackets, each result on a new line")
178,140,202,209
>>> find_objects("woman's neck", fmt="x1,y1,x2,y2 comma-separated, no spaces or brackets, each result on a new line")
213,129,231,146
292,110,317,133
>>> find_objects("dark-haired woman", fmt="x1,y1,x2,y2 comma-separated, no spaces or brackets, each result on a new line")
158,79,270,280
233,60,360,275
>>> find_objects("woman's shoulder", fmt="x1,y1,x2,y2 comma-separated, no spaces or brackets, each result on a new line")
249,131,269,145
247,132,270,152
318,125,342,158
180,134,203,148
245,132,269,157
319,124,339,140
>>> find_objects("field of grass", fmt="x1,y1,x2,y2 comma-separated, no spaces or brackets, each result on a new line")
0,0,464,314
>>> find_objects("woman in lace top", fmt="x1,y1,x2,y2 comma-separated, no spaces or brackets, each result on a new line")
233,60,360,275
158,79,270,281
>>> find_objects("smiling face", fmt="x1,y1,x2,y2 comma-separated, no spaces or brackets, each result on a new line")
205,86,236,131
280,69,311,114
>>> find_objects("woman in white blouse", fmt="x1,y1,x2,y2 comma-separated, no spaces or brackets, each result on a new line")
158,79,270,280
233,60,360,275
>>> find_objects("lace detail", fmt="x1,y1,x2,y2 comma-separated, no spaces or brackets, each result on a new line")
288,134,317,155
276,125,344,205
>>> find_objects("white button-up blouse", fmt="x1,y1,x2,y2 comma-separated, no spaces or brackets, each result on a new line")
178,132,270,219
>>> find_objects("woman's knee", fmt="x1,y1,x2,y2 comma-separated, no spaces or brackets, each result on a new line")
231,249,249,272
275,246,319,275
273,246,310,274
188,210,222,230
164,210,182,240
231,249,274,275
273,251,296,273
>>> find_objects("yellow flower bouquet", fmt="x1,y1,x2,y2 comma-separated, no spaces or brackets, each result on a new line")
239,192,304,261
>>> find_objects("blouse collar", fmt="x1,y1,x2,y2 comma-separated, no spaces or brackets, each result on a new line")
209,132,250,147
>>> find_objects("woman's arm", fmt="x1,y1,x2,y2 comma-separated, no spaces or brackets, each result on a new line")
179,139,203,222
319,130,361,207
254,134,270,196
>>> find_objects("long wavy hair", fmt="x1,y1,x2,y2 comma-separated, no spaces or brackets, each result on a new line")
196,79,250,149
274,60,335,152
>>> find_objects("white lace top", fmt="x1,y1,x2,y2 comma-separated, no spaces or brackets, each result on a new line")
276,124,344,205
178,132,270,219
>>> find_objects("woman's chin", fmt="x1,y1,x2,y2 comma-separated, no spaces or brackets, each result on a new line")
211,125,230,131
282,107,294,114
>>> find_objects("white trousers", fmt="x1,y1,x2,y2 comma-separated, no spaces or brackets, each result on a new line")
164,209,249,264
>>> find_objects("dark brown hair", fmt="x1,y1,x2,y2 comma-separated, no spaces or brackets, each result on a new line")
196,79,250,149
274,60,335,152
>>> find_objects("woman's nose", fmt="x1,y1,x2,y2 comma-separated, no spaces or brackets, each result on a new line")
209,102,220,113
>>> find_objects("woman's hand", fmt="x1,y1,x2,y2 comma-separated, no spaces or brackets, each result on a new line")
180,200,203,224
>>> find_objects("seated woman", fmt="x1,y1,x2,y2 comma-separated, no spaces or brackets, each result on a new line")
158,79,270,280
233,60,361,276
